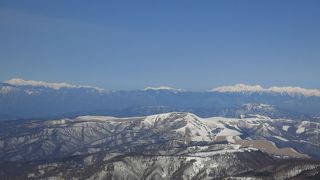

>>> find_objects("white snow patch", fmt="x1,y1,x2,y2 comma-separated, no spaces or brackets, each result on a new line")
175,114,212,141
296,125,306,134
273,136,289,142
282,125,290,131
188,147,257,157
142,113,172,126
76,116,118,121
46,119,68,125
226,136,235,143
216,128,242,137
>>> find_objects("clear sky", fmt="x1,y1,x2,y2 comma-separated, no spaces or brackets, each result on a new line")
0,0,319,90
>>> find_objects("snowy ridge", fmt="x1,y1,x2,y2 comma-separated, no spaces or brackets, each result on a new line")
4,78,106,92
268,86,320,97
187,146,258,157
142,112,238,141
143,86,185,92
211,84,264,93
210,83,320,97
75,115,119,121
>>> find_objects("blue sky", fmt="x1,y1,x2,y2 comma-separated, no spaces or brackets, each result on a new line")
1,0,320,90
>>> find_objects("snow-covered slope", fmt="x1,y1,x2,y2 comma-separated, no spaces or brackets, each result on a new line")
0,112,238,162
1,112,318,164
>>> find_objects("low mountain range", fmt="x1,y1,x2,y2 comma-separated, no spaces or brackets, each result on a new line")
0,112,319,179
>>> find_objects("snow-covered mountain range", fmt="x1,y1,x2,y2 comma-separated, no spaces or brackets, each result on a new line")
0,112,319,179
1,78,320,121
210,83,320,97
143,86,185,92
2,78,320,96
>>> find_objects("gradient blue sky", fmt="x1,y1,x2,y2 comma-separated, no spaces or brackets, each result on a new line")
1,0,319,90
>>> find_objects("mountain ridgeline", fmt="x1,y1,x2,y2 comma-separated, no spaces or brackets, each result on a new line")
1,79,320,121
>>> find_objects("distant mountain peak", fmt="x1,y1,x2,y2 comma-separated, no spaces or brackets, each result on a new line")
211,84,264,93
4,78,106,92
210,84,320,97
268,86,320,97
143,86,185,92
